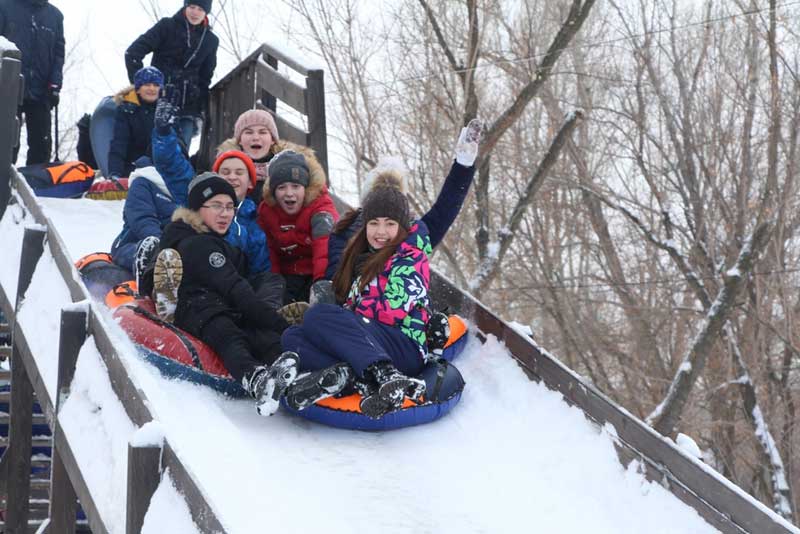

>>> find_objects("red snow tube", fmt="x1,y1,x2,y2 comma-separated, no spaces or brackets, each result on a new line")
112,298,247,397
281,315,470,431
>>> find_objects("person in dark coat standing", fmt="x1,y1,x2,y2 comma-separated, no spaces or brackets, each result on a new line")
0,0,64,165
108,66,164,180
125,1,219,150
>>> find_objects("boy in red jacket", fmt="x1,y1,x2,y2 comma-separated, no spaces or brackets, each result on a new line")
257,149,338,304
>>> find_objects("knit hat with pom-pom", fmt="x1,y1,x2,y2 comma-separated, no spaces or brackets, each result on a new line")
361,170,410,229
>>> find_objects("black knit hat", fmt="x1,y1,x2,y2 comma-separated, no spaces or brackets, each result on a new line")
187,172,237,211
185,0,212,13
268,150,311,196
361,171,410,229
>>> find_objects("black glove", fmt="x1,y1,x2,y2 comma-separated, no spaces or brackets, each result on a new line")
426,311,451,352
154,99,177,135
49,86,60,108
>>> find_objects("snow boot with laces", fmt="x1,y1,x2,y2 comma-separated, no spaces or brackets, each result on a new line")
358,361,426,419
284,363,353,410
243,351,300,416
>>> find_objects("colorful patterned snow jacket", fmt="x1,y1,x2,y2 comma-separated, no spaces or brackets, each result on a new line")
345,221,433,353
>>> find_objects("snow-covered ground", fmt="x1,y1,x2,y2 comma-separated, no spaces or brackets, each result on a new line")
0,193,724,533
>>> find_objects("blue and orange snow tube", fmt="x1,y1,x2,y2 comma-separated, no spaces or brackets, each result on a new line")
282,315,469,431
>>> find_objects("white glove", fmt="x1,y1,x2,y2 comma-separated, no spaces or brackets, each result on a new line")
454,118,483,167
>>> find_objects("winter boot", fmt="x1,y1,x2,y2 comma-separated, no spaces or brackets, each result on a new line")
277,301,310,326
152,248,183,322
243,351,300,417
358,361,426,419
284,363,353,410
134,236,160,290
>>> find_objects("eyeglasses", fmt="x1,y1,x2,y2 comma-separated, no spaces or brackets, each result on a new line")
201,202,236,214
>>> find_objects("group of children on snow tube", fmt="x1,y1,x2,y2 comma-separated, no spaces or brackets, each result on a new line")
102,2,485,420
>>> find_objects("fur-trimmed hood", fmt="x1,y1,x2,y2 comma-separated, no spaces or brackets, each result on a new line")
170,207,211,234
113,86,139,106
215,138,327,207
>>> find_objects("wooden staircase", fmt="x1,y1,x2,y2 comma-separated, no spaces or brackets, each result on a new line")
0,319,90,533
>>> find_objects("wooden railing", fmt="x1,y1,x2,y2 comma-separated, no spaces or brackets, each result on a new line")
0,41,22,222
198,43,327,176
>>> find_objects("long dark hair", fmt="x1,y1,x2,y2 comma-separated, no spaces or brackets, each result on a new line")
333,218,409,303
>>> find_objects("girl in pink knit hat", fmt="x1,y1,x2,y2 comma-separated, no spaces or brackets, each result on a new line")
217,109,283,202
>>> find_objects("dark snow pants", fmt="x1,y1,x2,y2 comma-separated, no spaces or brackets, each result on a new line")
281,304,424,377
284,274,313,304
15,99,52,165
197,314,284,383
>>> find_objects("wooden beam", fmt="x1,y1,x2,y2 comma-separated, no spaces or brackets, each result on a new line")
255,60,307,114
162,444,226,533
0,49,22,221
305,70,328,179
272,114,308,147
5,331,34,532
258,43,314,76
125,444,162,534
50,307,89,534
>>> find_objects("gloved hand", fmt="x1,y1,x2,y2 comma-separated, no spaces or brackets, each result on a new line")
154,99,177,134
309,279,335,305
426,311,451,352
454,118,483,167
48,85,60,108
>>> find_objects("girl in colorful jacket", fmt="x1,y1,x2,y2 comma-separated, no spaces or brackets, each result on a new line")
280,173,432,419
280,121,483,418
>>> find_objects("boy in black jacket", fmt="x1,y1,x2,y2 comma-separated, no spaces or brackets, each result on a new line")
125,1,218,150
155,172,298,416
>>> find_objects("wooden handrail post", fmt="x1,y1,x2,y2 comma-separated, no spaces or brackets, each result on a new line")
305,69,328,180
5,226,47,532
126,443,162,534
49,307,89,534
0,46,22,221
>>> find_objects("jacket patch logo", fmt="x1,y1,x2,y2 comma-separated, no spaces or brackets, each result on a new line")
209,252,226,268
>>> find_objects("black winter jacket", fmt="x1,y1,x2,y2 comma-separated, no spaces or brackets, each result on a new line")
160,208,289,335
0,0,64,102
108,89,156,178
124,10,219,116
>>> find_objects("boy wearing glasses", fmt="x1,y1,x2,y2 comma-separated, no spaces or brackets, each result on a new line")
152,172,299,416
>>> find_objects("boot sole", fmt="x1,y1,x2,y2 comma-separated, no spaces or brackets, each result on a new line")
286,364,351,410
256,352,300,417
153,249,183,322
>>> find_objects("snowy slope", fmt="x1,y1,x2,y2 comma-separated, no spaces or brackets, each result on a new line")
0,196,719,534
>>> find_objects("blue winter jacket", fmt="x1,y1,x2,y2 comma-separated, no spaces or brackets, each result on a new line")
227,198,271,274
110,166,178,269
151,128,192,207
108,89,157,178
0,0,64,101
325,161,476,279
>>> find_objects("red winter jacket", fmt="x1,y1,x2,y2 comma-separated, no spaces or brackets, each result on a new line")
257,146,338,280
